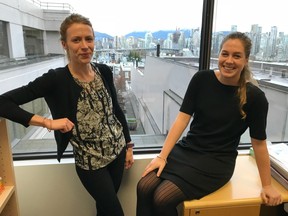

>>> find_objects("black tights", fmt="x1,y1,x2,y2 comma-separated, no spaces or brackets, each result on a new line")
76,149,126,216
136,171,188,216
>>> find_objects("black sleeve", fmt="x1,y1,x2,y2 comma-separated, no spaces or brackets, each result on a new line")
247,90,268,140
0,70,56,127
179,71,200,115
0,87,35,127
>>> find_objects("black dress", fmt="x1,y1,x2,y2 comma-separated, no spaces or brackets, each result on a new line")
160,70,268,199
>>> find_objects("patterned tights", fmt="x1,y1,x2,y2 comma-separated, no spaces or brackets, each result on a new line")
136,171,188,216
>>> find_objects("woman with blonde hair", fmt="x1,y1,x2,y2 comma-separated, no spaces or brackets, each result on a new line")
0,13,134,216
136,31,282,216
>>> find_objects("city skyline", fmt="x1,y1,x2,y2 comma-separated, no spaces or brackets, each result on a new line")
95,24,288,40
94,23,288,63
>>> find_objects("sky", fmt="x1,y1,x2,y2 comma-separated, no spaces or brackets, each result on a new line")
46,0,288,36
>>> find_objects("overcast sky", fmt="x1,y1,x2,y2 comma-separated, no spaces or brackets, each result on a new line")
47,0,287,36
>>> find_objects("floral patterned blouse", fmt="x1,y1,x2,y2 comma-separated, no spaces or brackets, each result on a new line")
70,67,125,170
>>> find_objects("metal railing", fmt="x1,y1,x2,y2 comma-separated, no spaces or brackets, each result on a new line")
27,0,74,11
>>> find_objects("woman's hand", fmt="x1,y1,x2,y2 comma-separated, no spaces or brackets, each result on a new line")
125,148,134,169
261,185,283,206
30,115,74,133
142,155,167,177
44,118,74,133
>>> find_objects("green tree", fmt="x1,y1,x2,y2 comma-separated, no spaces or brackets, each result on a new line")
127,51,142,62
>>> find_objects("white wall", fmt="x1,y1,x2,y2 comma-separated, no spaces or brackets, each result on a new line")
14,155,288,216
0,0,22,24
45,31,64,54
260,85,288,141
0,0,70,56
0,58,65,94
0,0,44,29
131,56,198,134
14,156,153,216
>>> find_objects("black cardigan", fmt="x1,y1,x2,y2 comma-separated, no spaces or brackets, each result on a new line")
0,63,131,161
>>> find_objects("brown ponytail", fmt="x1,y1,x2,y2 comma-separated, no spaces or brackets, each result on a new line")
220,32,258,119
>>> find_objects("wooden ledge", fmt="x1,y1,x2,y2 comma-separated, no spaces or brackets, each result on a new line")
184,155,288,209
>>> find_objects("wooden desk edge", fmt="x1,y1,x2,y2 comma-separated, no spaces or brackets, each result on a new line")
183,155,288,209
183,197,261,209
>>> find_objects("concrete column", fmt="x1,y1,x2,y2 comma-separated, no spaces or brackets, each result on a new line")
7,23,26,59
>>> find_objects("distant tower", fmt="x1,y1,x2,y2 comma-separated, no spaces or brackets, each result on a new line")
250,24,262,56
231,25,237,32
172,28,181,49
145,32,153,48
269,26,278,58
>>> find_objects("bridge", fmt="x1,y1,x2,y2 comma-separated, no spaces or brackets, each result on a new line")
94,47,180,56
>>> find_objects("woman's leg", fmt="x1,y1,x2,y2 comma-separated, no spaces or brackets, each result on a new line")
106,148,126,193
136,171,162,216
76,149,126,216
153,180,188,216
137,171,188,216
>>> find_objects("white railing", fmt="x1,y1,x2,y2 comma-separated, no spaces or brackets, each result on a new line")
27,0,74,11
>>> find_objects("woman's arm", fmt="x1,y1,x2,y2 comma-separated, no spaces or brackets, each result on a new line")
29,115,74,133
0,69,58,127
142,111,191,177
159,112,191,160
251,138,283,206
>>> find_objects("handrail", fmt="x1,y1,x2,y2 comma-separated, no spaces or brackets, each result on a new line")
27,0,74,11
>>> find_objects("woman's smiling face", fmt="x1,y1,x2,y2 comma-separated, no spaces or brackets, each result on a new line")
217,38,248,85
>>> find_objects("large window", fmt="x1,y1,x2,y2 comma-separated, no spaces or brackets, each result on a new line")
1,0,287,159
1,0,203,158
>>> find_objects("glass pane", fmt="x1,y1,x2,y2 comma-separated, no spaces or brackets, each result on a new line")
1,0,203,156
213,0,288,143
23,26,45,56
0,21,9,59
